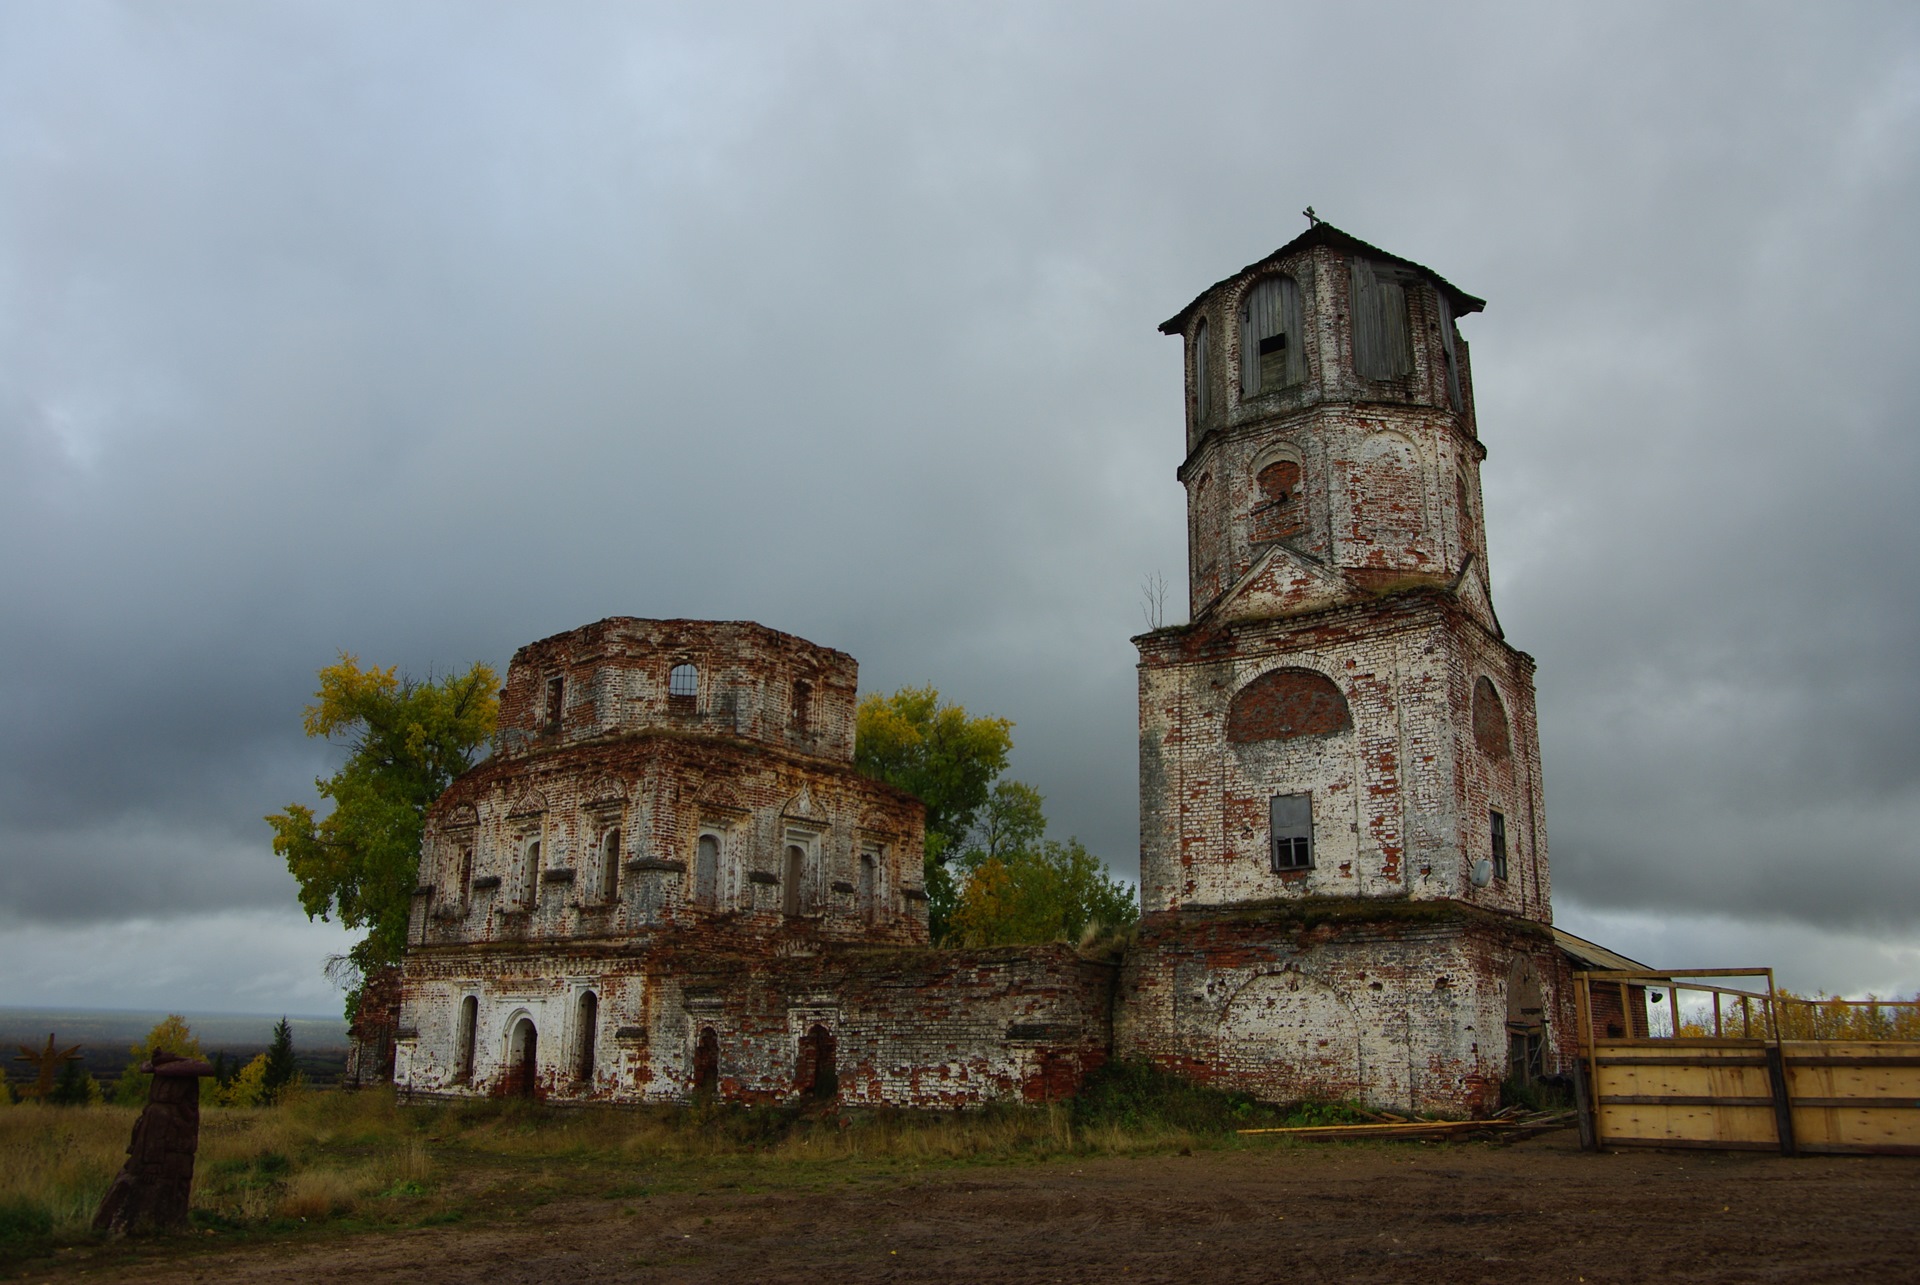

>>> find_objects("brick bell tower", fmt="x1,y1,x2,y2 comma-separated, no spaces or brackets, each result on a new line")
1116,221,1567,1113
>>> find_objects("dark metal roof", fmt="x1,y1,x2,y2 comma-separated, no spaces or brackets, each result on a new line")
1158,221,1487,336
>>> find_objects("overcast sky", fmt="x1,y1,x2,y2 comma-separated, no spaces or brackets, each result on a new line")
3,1,1916,1015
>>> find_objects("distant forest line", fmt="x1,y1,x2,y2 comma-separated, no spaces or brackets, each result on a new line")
2,1008,350,1088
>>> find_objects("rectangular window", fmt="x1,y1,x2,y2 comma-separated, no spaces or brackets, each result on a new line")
544,676,565,732
1270,793,1313,871
1490,809,1508,882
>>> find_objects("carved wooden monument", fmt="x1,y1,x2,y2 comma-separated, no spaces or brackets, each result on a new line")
93,1050,216,1234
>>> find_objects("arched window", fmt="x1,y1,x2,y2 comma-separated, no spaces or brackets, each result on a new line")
520,838,542,906
1351,260,1413,379
1193,317,1211,422
1473,677,1512,761
694,833,721,907
692,1026,720,1095
455,995,478,1085
1227,669,1352,744
858,850,879,923
795,1024,837,1102
1240,276,1306,397
599,828,621,902
783,843,808,916
573,991,598,1085
668,663,699,701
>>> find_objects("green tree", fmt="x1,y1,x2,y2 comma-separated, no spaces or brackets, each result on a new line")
949,782,1138,947
854,685,1013,939
268,654,498,1015
114,1014,204,1106
48,1058,100,1107
262,1018,299,1103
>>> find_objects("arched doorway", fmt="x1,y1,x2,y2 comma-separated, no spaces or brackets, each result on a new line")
795,1024,837,1102
692,1027,719,1097
506,1016,538,1098
573,991,598,1087
455,995,478,1085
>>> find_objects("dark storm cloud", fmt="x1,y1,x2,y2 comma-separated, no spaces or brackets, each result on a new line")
2,1,1916,999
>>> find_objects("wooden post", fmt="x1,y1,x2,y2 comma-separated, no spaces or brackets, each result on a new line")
1765,1044,1797,1158
1572,1057,1598,1152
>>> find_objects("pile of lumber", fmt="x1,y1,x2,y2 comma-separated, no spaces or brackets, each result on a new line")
1237,1106,1574,1141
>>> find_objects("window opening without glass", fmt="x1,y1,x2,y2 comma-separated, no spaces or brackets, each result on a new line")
694,834,720,907
600,828,621,902
455,996,477,1085
574,991,597,1084
783,844,807,916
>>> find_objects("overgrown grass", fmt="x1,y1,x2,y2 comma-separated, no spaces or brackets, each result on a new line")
0,1068,1378,1271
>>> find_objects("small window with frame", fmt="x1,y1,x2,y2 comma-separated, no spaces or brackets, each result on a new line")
668,663,699,702
1270,793,1313,871
1490,809,1508,882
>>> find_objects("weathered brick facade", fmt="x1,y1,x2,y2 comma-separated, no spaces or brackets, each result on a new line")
377,224,1575,1116
389,618,1114,1107
1120,223,1571,1112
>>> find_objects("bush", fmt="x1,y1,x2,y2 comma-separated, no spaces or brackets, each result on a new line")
0,1196,53,1243
1071,1060,1367,1134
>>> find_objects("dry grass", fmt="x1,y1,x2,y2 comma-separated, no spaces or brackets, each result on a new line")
0,1103,138,1237
0,1070,1313,1269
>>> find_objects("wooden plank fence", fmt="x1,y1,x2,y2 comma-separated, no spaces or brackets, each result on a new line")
1574,969,1920,1156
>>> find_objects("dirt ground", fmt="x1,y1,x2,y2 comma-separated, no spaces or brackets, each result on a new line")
25,1129,1920,1284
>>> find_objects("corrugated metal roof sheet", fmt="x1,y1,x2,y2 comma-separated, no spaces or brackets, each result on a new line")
1553,926,1652,973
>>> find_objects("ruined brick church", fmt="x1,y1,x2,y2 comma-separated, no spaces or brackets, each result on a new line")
368,222,1603,1113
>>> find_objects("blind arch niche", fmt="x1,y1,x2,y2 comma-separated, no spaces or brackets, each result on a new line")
1227,668,1352,744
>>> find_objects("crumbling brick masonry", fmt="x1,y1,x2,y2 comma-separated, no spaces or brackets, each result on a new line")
376,223,1576,1115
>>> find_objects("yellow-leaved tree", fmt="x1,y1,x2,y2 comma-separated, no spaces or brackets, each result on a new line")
853,685,1013,941
114,1014,205,1105
268,654,497,1016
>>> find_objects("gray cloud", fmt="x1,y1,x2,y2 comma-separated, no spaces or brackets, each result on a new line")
2,2,1917,1002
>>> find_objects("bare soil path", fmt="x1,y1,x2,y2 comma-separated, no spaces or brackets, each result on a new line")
23,1130,1920,1284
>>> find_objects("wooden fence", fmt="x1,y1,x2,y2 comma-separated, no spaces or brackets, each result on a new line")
1573,968,1920,1156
